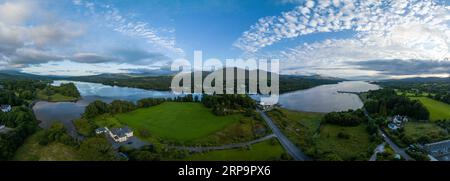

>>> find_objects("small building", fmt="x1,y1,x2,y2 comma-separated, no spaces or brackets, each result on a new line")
0,125,12,134
388,115,408,130
95,127,109,135
423,140,450,161
109,127,134,143
0,104,12,113
258,101,275,111
96,126,134,143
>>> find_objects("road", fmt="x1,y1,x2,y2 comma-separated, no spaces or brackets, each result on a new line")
380,129,414,161
173,134,276,152
369,143,385,161
362,109,414,161
258,110,311,161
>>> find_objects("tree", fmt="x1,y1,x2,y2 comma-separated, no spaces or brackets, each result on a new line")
83,100,109,118
79,137,117,161
323,110,364,126
109,100,136,114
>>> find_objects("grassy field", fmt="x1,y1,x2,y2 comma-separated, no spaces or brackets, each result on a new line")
13,131,81,161
267,109,322,152
403,122,448,143
93,114,123,128
395,89,435,97
268,108,375,160
314,124,376,160
36,90,78,102
184,139,288,161
409,97,450,121
97,102,247,144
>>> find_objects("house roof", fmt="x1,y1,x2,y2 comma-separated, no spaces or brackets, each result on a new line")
1,104,11,108
425,140,450,151
95,127,108,132
110,127,132,138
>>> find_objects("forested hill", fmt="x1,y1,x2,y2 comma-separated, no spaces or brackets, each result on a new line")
0,69,344,93
66,68,344,93
376,77,450,106
0,70,53,80
377,77,450,86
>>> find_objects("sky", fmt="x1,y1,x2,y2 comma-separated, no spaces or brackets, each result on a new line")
0,0,449,79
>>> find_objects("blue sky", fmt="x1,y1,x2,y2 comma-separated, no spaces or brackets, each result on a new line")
0,0,449,79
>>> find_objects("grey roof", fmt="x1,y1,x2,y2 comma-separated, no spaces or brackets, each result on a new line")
424,140,450,157
1,104,11,108
95,127,108,132
110,127,132,138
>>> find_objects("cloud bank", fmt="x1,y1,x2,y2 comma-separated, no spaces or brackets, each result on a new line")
235,0,449,77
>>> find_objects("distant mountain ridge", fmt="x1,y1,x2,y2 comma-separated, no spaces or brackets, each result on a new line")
1,69,345,93
66,67,344,93
379,77,450,84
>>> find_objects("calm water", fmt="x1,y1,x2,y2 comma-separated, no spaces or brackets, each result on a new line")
278,81,380,113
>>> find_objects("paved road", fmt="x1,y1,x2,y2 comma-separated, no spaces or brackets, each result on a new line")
173,134,276,152
369,143,385,161
362,109,414,161
380,129,414,161
258,110,311,161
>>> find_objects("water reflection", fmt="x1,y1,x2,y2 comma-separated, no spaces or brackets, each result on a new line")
278,81,380,113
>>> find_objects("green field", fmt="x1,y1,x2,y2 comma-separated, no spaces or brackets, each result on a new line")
409,97,450,121
403,122,448,143
314,124,376,160
184,139,288,161
13,131,81,161
268,108,375,160
98,102,245,143
395,89,434,97
267,109,322,151
36,90,79,102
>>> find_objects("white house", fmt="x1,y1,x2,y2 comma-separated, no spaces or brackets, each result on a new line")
1,105,11,113
258,101,275,111
388,115,408,130
109,127,134,142
96,126,133,143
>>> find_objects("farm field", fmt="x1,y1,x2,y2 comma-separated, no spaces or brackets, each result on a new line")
13,131,81,161
313,124,376,161
409,97,450,121
94,102,253,144
268,108,375,160
403,122,448,143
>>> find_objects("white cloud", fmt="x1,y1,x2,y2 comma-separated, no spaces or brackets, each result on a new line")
235,0,449,56
0,1,85,68
305,0,315,8
235,0,450,78
0,1,33,25
73,0,184,56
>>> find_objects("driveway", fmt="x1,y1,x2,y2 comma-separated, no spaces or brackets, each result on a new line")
173,134,276,152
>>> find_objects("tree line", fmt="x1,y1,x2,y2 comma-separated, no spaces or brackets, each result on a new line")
83,94,256,119
323,109,368,127
0,79,48,104
202,94,256,116
42,83,81,98
0,107,38,160
364,89,430,120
